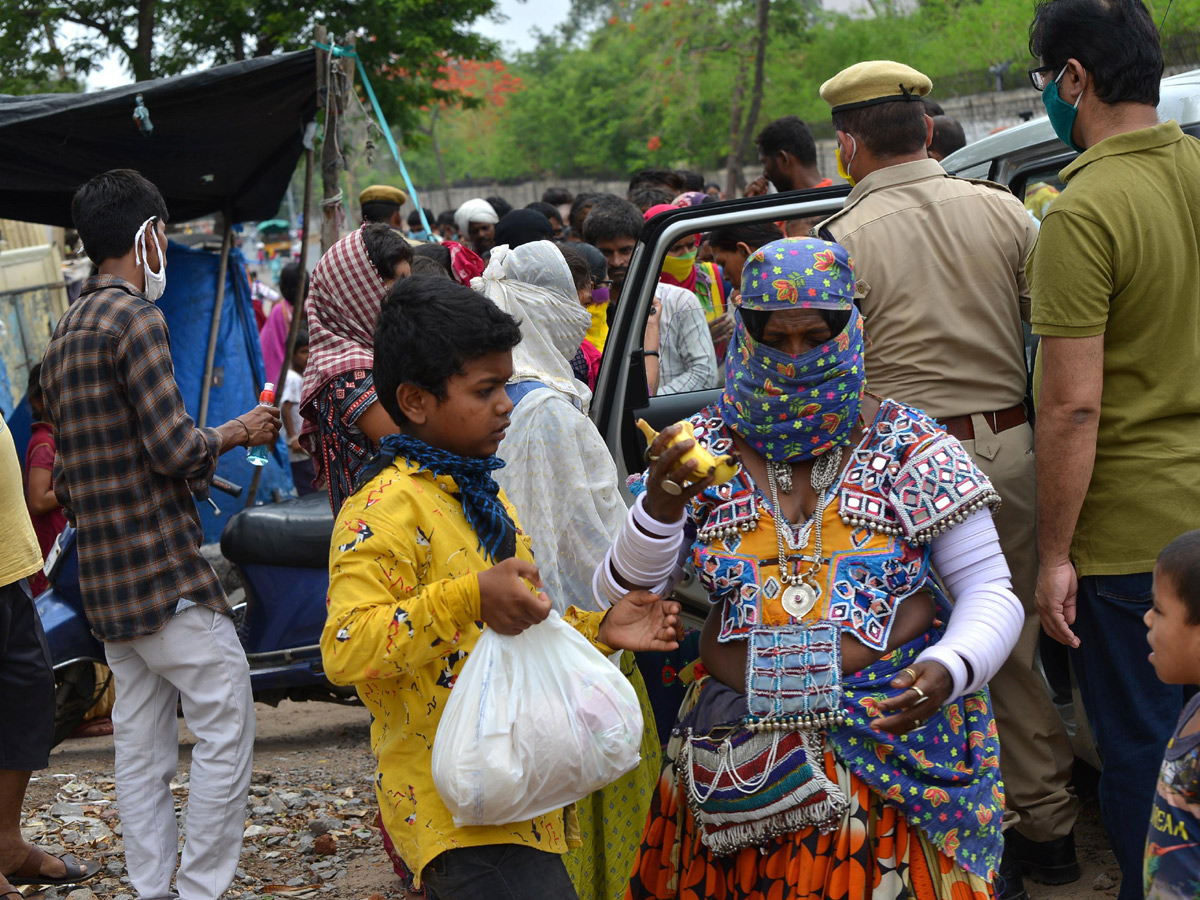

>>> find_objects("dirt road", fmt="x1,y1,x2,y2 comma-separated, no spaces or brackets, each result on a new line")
26,701,1121,900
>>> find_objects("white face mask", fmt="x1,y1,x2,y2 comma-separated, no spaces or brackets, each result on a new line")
134,217,166,302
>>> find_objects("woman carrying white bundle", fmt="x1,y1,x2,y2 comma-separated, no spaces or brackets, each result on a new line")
474,241,663,900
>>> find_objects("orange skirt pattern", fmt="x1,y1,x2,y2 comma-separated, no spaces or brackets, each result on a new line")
625,745,994,900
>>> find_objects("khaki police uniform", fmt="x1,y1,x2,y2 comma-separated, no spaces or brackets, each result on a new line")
817,66,1077,843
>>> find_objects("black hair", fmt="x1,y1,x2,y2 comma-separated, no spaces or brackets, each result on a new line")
569,192,602,233
411,241,452,275
293,328,310,349
582,197,644,245
557,243,592,291
525,201,563,224
930,116,968,160
361,200,402,224
628,168,682,194
485,195,513,219
1157,530,1200,625
542,187,573,206
278,260,308,306
373,275,522,425
754,116,818,167
628,185,674,213
832,101,929,157
407,207,435,228
708,221,785,253
410,256,453,279
740,308,853,343
678,170,706,193
569,241,608,283
1030,0,1162,106
361,223,413,280
921,97,945,117
705,183,722,193
437,210,457,227
27,362,43,404
71,168,169,266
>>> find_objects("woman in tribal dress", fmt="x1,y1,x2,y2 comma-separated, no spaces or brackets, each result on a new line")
593,238,1023,900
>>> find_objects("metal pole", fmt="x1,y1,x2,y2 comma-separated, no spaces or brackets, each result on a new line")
198,209,233,428
243,146,315,508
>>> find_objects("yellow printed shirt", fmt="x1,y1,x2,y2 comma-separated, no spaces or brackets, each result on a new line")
320,458,612,886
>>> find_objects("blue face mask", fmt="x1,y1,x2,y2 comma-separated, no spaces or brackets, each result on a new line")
1042,65,1084,153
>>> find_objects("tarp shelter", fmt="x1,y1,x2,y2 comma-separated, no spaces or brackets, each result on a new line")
0,50,319,533
0,49,318,227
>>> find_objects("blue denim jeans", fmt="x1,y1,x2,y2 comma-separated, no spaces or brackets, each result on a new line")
1071,572,1185,900
422,844,580,900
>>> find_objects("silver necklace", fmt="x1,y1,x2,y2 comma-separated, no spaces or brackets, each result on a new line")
768,461,793,494
766,445,843,620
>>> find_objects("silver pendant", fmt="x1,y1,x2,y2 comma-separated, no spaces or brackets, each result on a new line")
781,582,818,619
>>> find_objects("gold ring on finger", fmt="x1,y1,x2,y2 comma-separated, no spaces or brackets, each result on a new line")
909,685,928,704
661,478,683,496
901,667,918,682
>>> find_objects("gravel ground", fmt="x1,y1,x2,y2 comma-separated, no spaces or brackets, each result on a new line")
20,700,1120,900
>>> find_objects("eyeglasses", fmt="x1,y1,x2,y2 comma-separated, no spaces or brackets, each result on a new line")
1027,64,1060,92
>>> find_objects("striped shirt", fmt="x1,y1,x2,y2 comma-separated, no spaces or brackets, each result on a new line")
40,275,228,641
654,283,719,395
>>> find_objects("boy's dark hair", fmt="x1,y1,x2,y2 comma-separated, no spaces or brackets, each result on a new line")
705,183,721,193
437,210,457,228
582,197,644,245
71,168,169,266
557,243,592,291
930,116,968,159
361,223,413,280
1157,530,1200,625
922,97,945,117
373,275,522,425
1029,0,1162,106
832,101,929,158
525,201,563,224
410,256,453,278
407,207,435,229
628,168,683,195
485,195,513,219
411,241,452,274
542,187,573,206
361,200,401,224
568,192,602,233
278,261,308,305
27,362,43,404
678,170,706,193
709,221,784,252
293,328,310,349
754,116,818,167
628,185,675,213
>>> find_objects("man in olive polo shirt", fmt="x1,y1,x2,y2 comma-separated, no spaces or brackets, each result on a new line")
1028,3,1200,898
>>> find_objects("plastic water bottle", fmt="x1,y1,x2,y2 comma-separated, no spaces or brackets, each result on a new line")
245,382,275,467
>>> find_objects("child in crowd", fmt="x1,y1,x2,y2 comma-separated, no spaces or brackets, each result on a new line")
320,274,682,900
279,330,314,496
1143,529,1200,899
23,364,67,596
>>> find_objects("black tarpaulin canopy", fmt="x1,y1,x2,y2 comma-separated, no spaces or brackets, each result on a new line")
0,49,318,227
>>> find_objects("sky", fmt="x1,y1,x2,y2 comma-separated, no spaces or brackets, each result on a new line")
81,0,572,90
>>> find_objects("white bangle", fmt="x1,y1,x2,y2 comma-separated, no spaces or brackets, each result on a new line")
632,492,684,539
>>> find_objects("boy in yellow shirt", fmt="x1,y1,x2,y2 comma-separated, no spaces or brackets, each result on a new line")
320,274,683,900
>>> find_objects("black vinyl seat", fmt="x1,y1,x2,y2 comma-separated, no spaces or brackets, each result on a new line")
221,493,335,569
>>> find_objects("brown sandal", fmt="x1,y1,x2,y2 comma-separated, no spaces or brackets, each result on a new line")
0,873,42,900
6,846,98,887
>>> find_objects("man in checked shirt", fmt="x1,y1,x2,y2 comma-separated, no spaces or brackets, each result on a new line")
40,170,280,900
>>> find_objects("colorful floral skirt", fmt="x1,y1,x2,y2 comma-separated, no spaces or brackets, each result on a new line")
625,680,995,900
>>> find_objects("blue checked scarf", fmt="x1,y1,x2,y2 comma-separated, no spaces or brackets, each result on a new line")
355,432,517,561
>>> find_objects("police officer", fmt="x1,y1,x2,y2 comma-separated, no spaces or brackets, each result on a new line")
815,61,1078,900
359,184,409,230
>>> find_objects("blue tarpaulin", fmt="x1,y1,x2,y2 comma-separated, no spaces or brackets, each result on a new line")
6,239,294,544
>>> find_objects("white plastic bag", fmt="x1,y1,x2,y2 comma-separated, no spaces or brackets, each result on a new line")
431,610,644,827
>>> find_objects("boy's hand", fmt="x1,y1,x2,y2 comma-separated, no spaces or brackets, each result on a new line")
478,558,552,636
598,591,681,652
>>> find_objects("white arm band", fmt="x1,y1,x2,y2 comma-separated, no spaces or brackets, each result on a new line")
917,510,1024,701
593,493,685,609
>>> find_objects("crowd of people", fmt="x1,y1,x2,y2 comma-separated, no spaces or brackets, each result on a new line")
3,2,1199,900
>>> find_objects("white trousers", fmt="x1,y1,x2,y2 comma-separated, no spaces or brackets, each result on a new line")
105,606,255,900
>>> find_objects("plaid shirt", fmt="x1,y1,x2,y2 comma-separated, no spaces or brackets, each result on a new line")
40,275,228,641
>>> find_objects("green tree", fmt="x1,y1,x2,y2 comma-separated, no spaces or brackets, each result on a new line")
0,0,500,130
